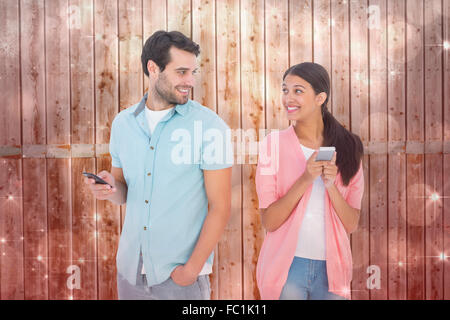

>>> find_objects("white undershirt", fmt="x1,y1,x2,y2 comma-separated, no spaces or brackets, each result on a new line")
141,106,213,276
294,144,327,260
145,106,174,134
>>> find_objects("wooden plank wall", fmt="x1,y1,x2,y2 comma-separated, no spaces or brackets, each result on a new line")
0,0,448,300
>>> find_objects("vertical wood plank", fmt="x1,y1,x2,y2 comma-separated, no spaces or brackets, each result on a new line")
368,0,388,300
406,0,425,300
118,0,143,112
349,0,370,301
387,0,407,300
0,161,24,300
94,0,121,300
444,157,450,300
331,0,350,129
216,0,242,299
191,0,218,299
241,0,264,300
69,0,97,300
143,0,167,95
424,0,443,300
443,0,450,301
289,0,312,64
45,0,72,300
20,0,48,300
118,0,142,231
192,0,216,111
265,0,289,130
167,0,191,36
313,0,331,80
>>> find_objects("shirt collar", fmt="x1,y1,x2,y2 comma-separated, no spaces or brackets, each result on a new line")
133,92,189,117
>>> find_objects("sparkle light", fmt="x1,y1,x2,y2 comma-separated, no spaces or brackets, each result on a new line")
8,195,13,200
1,238,5,244
78,258,85,264
439,252,446,261
430,193,440,201
68,295,73,300
444,41,449,50
329,18,335,27
37,255,43,261
398,261,403,267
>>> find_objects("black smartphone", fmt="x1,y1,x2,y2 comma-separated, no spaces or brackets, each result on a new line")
82,172,112,187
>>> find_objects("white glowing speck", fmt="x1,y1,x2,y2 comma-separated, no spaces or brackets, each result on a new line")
430,193,440,201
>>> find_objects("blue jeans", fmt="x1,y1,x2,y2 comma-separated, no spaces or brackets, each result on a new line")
117,254,211,300
279,256,347,300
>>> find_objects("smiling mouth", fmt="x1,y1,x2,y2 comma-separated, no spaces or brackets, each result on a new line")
287,106,300,113
176,87,191,95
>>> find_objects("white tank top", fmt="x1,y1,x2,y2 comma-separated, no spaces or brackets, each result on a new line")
294,144,327,260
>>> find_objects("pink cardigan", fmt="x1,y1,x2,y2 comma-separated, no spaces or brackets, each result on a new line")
255,126,364,300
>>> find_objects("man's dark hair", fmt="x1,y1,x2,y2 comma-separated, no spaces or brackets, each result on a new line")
141,30,200,76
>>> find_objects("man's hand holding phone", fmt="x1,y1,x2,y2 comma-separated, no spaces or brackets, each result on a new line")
83,171,117,200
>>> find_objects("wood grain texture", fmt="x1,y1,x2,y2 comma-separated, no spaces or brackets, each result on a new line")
0,0,448,300
216,0,242,299
368,0,388,300
424,0,443,301
20,0,48,300
349,0,370,300
387,0,407,300
241,0,265,300
406,0,425,300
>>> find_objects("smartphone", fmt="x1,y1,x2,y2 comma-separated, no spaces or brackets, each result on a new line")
315,147,335,161
82,172,112,187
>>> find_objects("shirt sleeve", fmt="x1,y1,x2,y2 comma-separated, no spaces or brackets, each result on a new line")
255,134,278,209
109,118,122,168
345,161,364,210
200,115,234,170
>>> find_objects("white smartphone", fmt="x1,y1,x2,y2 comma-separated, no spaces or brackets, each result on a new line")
315,147,335,161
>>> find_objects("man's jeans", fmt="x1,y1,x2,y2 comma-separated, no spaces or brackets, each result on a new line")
279,256,347,300
117,254,211,300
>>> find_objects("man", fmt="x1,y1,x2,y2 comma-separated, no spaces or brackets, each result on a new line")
84,30,233,300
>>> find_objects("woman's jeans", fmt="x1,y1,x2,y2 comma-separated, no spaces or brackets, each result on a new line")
279,256,347,300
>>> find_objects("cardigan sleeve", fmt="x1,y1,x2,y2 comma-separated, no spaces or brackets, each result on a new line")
255,133,279,209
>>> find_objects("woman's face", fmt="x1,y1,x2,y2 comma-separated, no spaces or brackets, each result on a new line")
281,74,324,122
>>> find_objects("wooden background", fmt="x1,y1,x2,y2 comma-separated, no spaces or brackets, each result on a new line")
0,0,449,300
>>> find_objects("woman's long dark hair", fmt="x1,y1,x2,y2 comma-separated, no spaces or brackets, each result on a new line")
283,62,363,186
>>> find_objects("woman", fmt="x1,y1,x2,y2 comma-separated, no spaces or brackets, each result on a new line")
255,62,364,300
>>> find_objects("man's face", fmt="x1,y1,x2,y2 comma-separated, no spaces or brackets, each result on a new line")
153,46,198,106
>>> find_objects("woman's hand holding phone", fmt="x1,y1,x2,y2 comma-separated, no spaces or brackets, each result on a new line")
321,152,338,188
303,151,325,182
303,150,337,188
83,171,117,200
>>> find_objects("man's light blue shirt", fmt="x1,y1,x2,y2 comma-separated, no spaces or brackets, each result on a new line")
109,93,233,286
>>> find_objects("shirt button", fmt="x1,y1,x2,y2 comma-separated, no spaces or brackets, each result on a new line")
145,200,149,204
144,227,147,231
150,146,154,150
147,172,151,176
